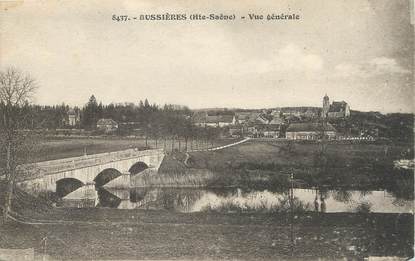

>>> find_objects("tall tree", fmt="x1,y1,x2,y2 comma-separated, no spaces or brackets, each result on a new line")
0,67,37,223
82,95,99,129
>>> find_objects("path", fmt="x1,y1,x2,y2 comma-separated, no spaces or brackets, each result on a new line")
189,137,250,153
184,138,250,166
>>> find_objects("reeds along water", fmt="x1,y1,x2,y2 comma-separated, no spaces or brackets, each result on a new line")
131,168,215,187
199,191,313,213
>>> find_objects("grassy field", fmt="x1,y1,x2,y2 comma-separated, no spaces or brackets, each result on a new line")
30,137,149,162
189,140,412,169
27,136,241,162
187,140,414,196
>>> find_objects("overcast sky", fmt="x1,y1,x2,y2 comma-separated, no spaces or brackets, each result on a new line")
1,0,413,113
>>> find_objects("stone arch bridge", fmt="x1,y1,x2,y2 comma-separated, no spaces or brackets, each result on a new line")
17,148,165,195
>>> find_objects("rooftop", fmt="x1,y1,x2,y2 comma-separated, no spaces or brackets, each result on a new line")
286,122,336,132
329,101,348,112
97,118,118,125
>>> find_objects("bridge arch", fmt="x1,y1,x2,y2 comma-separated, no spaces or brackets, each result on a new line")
56,178,84,197
94,168,122,187
129,161,149,175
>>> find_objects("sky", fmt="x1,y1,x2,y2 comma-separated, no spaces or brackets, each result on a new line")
0,0,413,113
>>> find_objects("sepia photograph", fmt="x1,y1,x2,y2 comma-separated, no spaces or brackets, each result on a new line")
0,0,414,260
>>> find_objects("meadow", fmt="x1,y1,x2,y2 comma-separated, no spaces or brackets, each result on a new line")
186,140,414,197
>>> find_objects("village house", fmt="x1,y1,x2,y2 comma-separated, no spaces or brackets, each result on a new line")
217,115,236,127
63,108,80,127
204,115,221,127
285,122,336,140
235,111,261,125
205,115,236,127
260,124,281,138
279,107,321,120
235,112,250,124
228,127,243,137
270,109,282,117
234,111,285,138
96,118,119,132
246,126,259,137
268,116,284,125
254,114,270,125
69,109,81,126
193,111,236,127
283,114,301,123
281,108,302,118
192,111,207,127
248,118,283,138
304,108,320,119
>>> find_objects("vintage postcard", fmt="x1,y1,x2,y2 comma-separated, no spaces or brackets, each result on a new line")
0,0,414,260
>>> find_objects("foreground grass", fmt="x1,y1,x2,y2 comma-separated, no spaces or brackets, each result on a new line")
0,211,412,260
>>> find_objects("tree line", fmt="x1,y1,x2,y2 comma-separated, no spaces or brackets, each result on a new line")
0,92,224,151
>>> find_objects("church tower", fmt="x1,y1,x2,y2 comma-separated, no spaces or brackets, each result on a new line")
322,94,330,118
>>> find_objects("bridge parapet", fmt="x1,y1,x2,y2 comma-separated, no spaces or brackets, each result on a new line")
18,148,164,181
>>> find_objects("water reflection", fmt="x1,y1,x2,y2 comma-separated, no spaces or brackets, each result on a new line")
59,186,414,214
96,187,122,208
332,189,353,203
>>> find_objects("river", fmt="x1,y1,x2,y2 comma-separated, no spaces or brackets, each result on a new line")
58,186,414,213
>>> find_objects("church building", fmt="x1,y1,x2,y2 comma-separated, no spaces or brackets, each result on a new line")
321,94,350,119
